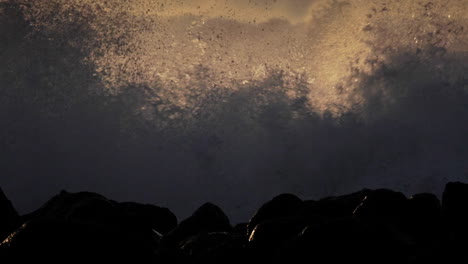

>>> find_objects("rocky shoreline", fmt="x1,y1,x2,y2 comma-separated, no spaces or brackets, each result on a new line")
2,182,468,263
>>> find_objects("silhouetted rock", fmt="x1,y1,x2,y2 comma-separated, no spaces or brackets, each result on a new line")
246,190,377,260
180,232,229,258
0,219,157,263
247,193,302,237
282,218,408,264
353,189,407,222
408,193,441,216
7,183,468,263
24,191,116,223
118,202,177,235
403,193,444,263
406,193,441,234
192,224,252,264
158,203,231,263
302,189,371,219
0,190,178,263
178,226,251,264
162,203,231,247
442,182,468,223
441,182,468,262
24,190,177,235
232,223,248,238
0,188,20,242
248,218,304,248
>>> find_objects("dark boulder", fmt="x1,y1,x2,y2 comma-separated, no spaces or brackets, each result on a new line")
246,190,374,258
1,190,178,263
180,232,230,259
442,182,468,224
0,219,157,263
158,203,231,263
179,227,251,264
406,193,441,236
162,203,231,248
24,191,117,223
247,194,302,237
24,190,177,235
0,188,20,242
282,218,409,264
408,193,441,218
232,223,248,239
403,193,444,263
248,217,305,251
441,182,468,261
353,189,408,223
118,202,177,235
299,189,371,220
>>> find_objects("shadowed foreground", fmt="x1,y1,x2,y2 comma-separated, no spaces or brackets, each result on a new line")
2,182,468,263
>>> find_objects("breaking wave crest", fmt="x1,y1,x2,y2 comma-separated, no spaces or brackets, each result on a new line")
1,0,467,222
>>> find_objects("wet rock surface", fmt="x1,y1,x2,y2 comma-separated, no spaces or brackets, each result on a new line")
3,183,468,263
0,188,20,242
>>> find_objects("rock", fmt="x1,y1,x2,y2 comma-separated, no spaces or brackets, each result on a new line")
179,228,250,264
158,203,231,263
6,183,468,263
118,202,177,235
248,217,305,250
24,191,117,223
442,182,468,224
246,190,375,260
1,190,180,263
0,219,156,263
0,190,178,263
0,188,20,242
232,223,248,239
282,218,408,264
187,224,251,264
403,194,444,264
441,182,468,261
408,193,441,217
247,194,302,237
406,193,441,237
24,190,177,235
163,203,231,248
300,189,371,220
353,189,407,223
180,232,229,258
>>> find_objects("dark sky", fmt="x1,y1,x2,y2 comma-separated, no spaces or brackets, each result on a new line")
0,0,467,223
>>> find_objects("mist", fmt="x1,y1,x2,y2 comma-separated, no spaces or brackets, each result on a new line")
0,0,467,223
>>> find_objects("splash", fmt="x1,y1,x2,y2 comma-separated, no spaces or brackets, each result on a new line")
1,0,467,222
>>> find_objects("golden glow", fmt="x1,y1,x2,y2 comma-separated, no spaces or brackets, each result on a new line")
21,0,468,117
248,226,258,242
0,224,26,246
127,0,335,24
